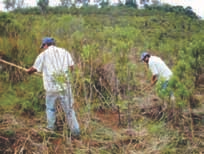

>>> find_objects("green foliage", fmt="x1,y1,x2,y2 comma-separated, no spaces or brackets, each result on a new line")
81,44,99,62
155,79,171,100
145,4,198,19
100,0,109,8
125,0,137,8
1,129,15,137
0,7,203,111
116,100,128,110
169,37,204,108
186,39,204,86
148,121,166,135
149,34,204,109
12,7,41,14
8,4,197,19
0,13,21,36
0,76,44,115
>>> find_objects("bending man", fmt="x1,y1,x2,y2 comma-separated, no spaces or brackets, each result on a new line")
141,52,174,101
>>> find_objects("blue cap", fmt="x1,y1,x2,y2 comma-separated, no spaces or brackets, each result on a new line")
140,52,149,61
40,37,55,48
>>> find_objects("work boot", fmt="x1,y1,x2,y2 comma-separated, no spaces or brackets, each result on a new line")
71,129,81,140
71,134,81,140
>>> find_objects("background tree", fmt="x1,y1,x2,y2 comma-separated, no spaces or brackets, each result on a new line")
3,0,24,10
60,0,71,7
16,0,24,9
37,0,49,14
3,0,16,10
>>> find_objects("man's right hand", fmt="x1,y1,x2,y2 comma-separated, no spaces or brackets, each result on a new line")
26,67,37,74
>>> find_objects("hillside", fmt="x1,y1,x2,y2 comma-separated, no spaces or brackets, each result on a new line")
0,7,204,153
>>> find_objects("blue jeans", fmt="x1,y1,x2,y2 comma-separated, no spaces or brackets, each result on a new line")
161,80,174,98
162,80,168,89
46,90,80,135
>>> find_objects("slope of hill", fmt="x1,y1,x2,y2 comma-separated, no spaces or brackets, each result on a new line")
0,7,204,153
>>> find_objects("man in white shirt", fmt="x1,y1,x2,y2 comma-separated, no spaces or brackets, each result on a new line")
26,37,80,136
141,52,174,100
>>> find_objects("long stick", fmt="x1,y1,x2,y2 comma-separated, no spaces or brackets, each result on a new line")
0,59,41,76
136,85,152,96
141,85,152,92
